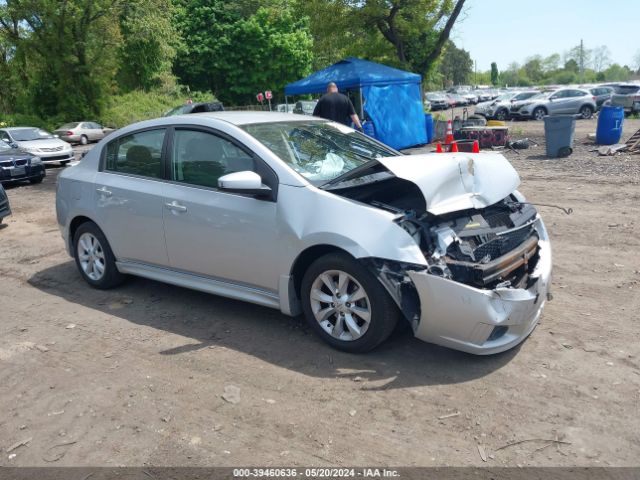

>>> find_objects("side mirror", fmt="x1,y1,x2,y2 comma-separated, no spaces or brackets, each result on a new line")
10,142,19,149
218,171,272,198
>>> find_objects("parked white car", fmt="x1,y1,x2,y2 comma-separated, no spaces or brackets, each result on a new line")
56,112,552,354
54,122,112,145
0,127,74,165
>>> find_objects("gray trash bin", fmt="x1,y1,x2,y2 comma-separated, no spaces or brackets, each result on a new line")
543,115,576,158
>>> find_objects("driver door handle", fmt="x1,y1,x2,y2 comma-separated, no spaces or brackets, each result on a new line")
165,201,187,213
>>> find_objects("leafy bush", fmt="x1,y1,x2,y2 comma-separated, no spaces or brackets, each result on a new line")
99,87,215,128
0,113,53,130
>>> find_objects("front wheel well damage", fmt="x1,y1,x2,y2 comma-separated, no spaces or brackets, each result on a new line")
360,257,424,328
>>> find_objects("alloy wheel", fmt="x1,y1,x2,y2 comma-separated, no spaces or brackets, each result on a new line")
310,269,371,341
77,232,106,281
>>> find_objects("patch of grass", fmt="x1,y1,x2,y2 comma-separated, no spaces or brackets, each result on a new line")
100,88,214,128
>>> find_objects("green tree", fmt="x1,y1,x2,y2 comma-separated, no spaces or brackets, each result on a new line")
118,0,178,91
523,55,544,83
0,0,123,119
174,0,313,104
490,62,499,85
439,41,472,86
358,0,467,77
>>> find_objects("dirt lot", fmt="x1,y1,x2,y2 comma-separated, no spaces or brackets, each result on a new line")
1,117,639,467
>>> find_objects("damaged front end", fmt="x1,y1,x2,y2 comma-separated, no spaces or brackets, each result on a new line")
326,152,552,354
363,197,552,354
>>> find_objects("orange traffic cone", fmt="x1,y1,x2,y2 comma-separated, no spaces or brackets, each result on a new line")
436,142,443,153
451,141,459,153
444,120,454,145
472,140,480,153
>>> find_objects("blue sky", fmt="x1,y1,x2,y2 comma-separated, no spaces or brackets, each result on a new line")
452,0,640,71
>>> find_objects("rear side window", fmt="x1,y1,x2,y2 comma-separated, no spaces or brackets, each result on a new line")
105,129,166,179
171,129,255,189
614,86,640,94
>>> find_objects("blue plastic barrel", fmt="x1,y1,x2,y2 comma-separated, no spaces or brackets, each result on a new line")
596,105,624,145
362,121,376,139
424,113,434,144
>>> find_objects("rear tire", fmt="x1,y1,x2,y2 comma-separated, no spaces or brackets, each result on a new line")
73,221,125,289
580,105,594,119
29,177,43,184
301,252,399,353
80,135,88,145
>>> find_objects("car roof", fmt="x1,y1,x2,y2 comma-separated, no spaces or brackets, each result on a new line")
187,111,322,125
3,127,39,131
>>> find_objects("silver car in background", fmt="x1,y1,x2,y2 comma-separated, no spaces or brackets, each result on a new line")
475,91,539,121
510,88,597,120
54,122,111,145
56,112,551,355
0,127,74,165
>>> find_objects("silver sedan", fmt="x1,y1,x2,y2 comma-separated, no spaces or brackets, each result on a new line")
56,112,552,354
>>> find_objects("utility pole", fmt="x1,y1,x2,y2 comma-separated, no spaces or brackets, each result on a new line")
579,39,585,83
474,60,477,87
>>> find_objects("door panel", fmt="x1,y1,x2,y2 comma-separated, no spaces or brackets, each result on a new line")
94,172,169,265
93,128,169,266
161,128,280,291
162,184,279,290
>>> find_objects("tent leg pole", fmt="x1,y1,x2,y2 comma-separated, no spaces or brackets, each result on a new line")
359,88,364,119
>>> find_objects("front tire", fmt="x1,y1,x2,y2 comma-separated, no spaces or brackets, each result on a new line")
29,176,43,184
495,109,508,121
73,221,125,289
301,252,400,353
532,107,546,121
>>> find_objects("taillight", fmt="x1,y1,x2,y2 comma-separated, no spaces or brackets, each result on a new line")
66,131,74,136
592,96,597,102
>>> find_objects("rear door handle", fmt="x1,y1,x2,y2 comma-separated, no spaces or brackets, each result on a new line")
96,186,112,197
165,201,187,213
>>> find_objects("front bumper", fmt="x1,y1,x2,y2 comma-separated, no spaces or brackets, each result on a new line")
408,217,552,355
36,151,74,164
0,164,46,183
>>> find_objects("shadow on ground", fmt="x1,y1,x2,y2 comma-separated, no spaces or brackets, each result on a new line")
29,261,519,390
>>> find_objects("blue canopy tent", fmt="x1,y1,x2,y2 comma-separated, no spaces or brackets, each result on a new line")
284,57,427,150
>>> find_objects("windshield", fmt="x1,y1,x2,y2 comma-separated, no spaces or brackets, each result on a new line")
495,93,516,101
10,128,54,141
241,121,398,184
59,123,79,130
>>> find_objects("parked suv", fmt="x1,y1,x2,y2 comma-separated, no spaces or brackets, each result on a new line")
589,86,614,109
609,84,640,115
425,93,449,110
475,91,539,121
510,89,597,120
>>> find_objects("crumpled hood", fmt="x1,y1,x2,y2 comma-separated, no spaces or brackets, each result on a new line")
377,152,520,216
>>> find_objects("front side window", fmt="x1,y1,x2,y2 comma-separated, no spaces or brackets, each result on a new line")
242,121,398,184
105,129,166,178
171,130,255,189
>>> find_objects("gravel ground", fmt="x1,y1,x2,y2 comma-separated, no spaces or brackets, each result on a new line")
1,117,639,467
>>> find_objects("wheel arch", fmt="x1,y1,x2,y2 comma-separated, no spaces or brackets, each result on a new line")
290,244,354,300
68,215,109,254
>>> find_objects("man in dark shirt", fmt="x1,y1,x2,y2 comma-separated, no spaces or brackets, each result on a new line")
312,82,363,130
